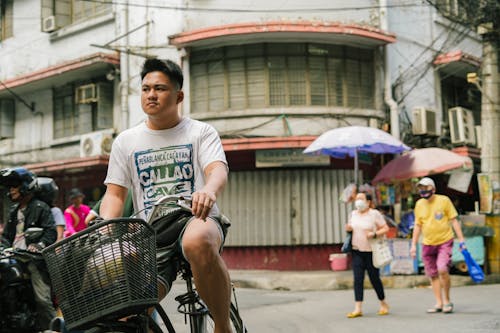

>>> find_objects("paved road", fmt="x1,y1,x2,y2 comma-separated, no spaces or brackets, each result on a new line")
160,282,499,333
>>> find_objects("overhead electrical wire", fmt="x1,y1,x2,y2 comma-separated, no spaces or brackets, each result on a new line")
81,0,425,13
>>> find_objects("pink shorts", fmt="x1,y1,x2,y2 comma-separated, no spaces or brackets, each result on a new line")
422,239,453,278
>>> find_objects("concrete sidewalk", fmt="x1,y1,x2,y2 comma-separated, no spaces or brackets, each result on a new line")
229,269,500,291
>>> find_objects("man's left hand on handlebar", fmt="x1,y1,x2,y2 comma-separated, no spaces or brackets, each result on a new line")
191,190,216,221
27,242,45,253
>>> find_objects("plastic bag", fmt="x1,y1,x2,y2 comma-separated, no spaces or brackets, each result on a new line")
340,184,357,203
341,232,352,253
461,248,485,283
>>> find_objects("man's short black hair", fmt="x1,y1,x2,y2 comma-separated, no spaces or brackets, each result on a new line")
140,58,183,90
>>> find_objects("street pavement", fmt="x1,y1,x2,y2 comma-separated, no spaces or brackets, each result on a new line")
228,269,500,291
161,275,500,333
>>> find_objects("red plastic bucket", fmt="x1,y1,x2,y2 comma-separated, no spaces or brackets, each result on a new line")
329,253,348,271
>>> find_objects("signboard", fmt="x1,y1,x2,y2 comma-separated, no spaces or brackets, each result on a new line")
447,170,473,193
256,149,330,168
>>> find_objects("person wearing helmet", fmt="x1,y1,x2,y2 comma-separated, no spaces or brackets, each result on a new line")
36,177,66,242
0,167,57,332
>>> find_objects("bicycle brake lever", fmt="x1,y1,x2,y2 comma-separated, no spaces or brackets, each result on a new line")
177,200,192,213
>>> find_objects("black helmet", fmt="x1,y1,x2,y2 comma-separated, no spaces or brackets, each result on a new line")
0,167,38,195
36,177,59,206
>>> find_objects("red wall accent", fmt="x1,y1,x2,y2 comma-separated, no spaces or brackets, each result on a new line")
222,245,346,270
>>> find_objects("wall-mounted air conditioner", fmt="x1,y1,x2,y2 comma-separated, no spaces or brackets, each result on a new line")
76,84,98,104
80,130,114,157
412,107,437,135
42,15,59,33
448,106,476,145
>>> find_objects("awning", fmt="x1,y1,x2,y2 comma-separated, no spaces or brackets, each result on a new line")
0,52,119,97
222,136,317,152
434,50,481,78
169,21,396,49
24,155,109,175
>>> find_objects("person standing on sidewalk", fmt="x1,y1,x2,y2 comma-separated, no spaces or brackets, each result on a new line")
410,177,466,314
345,192,390,318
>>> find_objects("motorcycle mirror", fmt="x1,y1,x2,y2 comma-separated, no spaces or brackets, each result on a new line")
25,227,44,242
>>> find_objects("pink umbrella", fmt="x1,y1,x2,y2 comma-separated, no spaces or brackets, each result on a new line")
372,147,473,184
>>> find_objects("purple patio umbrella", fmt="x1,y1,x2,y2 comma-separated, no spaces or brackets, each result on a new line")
303,126,411,184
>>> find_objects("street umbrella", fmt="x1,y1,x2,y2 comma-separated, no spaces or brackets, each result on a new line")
303,126,411,184
372,147,473,184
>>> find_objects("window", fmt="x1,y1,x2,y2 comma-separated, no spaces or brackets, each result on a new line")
41,0,112,31
72,0,112,23
0,98,15,139
0,0,13,40
190,43,375,113
53,81,113,139
435,0,468,21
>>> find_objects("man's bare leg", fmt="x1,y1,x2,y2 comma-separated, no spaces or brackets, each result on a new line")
439,270,451,304
430,276,443,308
182,218,231,333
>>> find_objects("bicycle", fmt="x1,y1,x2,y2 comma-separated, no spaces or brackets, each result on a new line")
43,195,247,333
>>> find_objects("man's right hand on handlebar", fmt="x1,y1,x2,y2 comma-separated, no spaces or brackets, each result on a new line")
191,190,216,221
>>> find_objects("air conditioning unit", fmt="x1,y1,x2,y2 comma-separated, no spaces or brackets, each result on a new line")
475,125,482,148
42,15,59,33
448,106,476,145
80,130,114,157
412,107,437,135
76,84,98,104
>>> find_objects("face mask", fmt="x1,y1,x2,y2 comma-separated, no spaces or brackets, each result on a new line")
419,190,433,199
355,199,368,211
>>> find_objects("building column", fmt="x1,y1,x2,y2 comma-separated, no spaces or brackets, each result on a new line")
481,38,500,182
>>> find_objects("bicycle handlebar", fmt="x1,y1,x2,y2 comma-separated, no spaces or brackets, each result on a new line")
147,195,193,224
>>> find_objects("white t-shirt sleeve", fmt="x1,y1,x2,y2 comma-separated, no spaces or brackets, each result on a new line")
51,207,66,227
104,136,132,188
198,123,228,172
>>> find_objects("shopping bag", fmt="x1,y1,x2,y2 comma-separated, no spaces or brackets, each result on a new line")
461,248,485,283
370,237,393,268
341,232,352,253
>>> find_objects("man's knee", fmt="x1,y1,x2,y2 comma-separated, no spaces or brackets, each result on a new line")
182,220,221,258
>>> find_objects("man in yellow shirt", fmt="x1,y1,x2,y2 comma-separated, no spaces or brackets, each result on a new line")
410,177,465,314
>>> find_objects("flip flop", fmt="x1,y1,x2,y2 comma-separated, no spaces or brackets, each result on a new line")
426,307,442,313
443,303,454,313
347,311,363,318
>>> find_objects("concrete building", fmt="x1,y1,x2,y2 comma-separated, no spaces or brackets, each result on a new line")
0,1,486,269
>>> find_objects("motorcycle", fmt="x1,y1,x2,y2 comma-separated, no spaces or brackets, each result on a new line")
0,227,46,333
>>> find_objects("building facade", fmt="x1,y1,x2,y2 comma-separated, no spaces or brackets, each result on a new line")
0,0,485,269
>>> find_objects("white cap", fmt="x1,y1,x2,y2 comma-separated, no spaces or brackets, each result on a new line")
417,177,435,188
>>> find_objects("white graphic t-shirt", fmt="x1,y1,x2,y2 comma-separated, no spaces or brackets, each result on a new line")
104,117,228,220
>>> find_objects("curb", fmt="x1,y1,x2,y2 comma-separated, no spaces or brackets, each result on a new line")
230,270,500,291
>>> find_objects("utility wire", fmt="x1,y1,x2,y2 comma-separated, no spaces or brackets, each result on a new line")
0,80,35,112
81,0,425,13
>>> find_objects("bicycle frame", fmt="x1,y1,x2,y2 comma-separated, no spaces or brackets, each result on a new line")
50,194,246,333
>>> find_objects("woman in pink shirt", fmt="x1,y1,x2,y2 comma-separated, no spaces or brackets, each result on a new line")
64,188,90,237
345,192,390,318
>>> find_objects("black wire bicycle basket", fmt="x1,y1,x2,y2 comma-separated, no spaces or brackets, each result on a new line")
43,218,158,330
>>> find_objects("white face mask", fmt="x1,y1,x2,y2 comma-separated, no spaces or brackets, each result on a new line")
355,199,368,211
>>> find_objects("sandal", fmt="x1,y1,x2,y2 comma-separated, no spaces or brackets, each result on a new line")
443,303,454,313
377,308,389,315
426,306,442,313
347,311,363,318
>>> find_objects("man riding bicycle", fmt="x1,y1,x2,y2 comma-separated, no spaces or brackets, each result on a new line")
99,58,232,333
